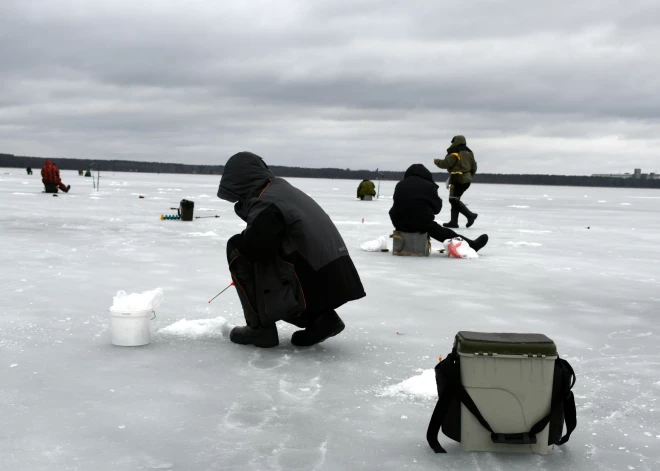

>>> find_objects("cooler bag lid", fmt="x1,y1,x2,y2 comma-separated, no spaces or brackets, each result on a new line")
455,331,557,356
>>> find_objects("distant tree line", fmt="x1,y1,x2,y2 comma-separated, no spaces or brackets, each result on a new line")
2,152,659,189
473,173,660,188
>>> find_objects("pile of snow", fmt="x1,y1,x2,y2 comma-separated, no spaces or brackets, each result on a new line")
381,369,437,401
111,288,164,312
443,237,478,259
159,317,230,339
360,235,389,252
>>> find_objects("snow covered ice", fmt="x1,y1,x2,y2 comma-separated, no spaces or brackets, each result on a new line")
2,168,660,470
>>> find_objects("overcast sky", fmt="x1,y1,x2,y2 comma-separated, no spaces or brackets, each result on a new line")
1,0,659,174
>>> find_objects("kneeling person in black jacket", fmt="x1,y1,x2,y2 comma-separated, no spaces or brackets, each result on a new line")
217,152,366,348
389,164,488,251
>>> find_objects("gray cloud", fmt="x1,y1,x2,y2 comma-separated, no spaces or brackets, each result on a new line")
1,0,659,174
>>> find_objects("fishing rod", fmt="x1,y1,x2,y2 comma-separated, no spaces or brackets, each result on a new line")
208,282,234,304
195,215,220,219
376,168,384,199
89,162,101,192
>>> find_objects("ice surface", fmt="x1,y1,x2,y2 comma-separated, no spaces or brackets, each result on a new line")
2,169,660,470
507,241,544,247
111,288,164,312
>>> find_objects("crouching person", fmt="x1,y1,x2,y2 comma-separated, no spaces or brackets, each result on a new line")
217,152,366,348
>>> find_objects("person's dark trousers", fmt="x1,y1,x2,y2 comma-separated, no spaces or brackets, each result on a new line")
446,181,476,227
44,183,58,193
226,233,321,329
448,181,470,213
427,222,488,252
428,222,459,244
226,234,261,327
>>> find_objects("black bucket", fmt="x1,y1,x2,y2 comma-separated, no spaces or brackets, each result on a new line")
179,199,194,221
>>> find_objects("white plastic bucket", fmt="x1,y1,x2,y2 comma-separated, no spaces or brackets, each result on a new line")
110,308,154,346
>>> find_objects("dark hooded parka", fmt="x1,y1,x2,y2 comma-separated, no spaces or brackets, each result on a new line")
389,164,443,233
217,152,365,326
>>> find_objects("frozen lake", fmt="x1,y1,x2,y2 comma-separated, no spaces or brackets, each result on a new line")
1,168,659,471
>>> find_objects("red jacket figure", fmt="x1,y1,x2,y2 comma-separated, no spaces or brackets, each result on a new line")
41,159,70,193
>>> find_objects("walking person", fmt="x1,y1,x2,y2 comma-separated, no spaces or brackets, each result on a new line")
434,135,478,228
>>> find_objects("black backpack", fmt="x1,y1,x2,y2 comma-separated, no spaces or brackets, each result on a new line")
426,348,577,453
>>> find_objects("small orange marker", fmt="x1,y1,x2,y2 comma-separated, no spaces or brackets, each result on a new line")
438,356,443,361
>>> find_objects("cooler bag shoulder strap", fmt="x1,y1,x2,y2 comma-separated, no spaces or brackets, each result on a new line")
557,358,577,444
558,389,577,444
528,357,576,445
456,384,495,434
427,352,460,453
427,395,449,453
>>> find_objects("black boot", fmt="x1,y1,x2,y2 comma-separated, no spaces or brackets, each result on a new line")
229,323,279,348
291,311,345,347
461,234,488,252
457,201,477,228
443,204,460,228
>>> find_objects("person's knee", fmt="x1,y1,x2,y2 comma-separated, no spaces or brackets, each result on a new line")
226,234,243,261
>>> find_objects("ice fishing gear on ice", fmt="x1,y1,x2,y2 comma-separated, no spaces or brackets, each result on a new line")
88,162,101,192
178,199,194,221
427,332,577,455
160,214,181,220
208,282,234,304
390,231,431,257
376,168,385,199
195,215,220,219
443,237,478,259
